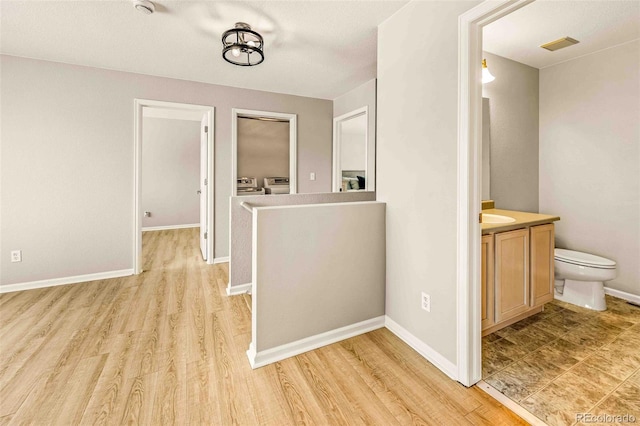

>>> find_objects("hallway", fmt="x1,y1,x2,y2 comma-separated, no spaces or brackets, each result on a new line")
0,229,524,425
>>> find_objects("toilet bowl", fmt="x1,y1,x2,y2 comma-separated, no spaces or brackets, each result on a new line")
554,248,617,311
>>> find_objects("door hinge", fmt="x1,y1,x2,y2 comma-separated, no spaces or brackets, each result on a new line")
204,125,208,133
204,178,208,186
204,232,208,239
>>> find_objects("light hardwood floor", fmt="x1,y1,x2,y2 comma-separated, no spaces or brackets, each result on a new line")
0,229,525,425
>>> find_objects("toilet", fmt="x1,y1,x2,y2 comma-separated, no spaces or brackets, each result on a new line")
554,248,617,311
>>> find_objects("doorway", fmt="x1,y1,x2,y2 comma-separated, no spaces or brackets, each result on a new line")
332,106,370,192
133,99,215,274
456,0,535,386
231,108,297,196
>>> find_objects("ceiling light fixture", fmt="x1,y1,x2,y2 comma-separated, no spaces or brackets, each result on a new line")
222,22,264,67
133,0,155,15
482,59,495,84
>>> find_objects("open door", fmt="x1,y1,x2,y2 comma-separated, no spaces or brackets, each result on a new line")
199,115,208,261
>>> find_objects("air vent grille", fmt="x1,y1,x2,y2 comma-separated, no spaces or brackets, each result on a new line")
540,37,580,51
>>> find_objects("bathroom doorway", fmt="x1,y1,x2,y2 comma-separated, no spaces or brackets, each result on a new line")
460,0,640,424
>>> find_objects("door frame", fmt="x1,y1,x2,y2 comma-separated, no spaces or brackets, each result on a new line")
231,108,297,196
133,99,215,274
456,0,534,386
332,106,369,192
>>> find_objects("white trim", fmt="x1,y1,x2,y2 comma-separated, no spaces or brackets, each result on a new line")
143,107,203,121
477,381,547,426
332,106,369,192
247,316,385,369
231,108,297,196
456,0,535,388
213,256,229,264
133,99,215,274
142,223,199,232
0,269,134,294
604,287,640,305
226,282,252,296
384,316,458,381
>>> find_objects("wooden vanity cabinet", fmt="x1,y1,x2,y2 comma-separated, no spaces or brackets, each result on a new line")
530,223,555,307
481,223,555,334
494,229,530,323
481,234,495,329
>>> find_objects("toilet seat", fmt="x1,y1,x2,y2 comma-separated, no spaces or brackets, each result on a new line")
554,249,616,269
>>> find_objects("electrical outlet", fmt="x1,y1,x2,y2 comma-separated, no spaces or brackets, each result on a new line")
310,172,316,181
11,250,22,263
421,292,431,312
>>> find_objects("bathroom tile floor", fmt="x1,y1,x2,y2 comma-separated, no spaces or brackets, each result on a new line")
483,295,640,426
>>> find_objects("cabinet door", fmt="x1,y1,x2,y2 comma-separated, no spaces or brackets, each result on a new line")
530,223,555,307
481,234,495,329
495,228,529,322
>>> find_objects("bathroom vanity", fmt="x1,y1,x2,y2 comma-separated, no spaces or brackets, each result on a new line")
481,208,560,335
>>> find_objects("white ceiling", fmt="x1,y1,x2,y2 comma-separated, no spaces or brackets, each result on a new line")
0,1,407,100
483,0,640,69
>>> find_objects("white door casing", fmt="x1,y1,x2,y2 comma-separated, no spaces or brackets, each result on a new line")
456,0,535,387
231,108,297,197
199,114,208,260
134,99,215,273
332,106,368,192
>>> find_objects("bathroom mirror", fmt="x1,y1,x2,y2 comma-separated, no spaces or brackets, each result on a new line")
333,107,371,192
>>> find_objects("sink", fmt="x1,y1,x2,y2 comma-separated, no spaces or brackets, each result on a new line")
483,214,516,224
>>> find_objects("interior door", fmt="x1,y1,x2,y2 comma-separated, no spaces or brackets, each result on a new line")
199,115,208,261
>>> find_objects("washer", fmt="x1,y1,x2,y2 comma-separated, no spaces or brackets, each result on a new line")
263,177,290,194
237,177,265,196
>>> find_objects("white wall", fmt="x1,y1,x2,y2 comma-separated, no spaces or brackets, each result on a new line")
251,202,386,362
340,116,367,171
142,117,200,228
377,0,479,366
539,40,640,297
334,79,377,190
229,191,376,289
0,55,332,285
482,52,539,212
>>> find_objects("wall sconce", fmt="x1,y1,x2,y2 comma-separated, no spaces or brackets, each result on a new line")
482,59,495,84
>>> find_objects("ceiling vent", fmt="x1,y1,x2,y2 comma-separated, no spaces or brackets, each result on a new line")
540,37,580,51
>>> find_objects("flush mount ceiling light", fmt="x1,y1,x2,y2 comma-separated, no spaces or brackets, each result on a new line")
222,22,264,67
133,0,155,14
482,59,495,84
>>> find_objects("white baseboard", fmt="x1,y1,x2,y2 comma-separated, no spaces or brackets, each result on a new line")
247,316,386,369
0,269,134,294
213,256,229,264
142,224,199,232
384,315,458,381
477,381,546,426
604,287,640,305
226,282,252,296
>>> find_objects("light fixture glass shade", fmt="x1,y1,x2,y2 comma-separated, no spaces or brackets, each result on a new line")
222,22,264,66
482,59,495,84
